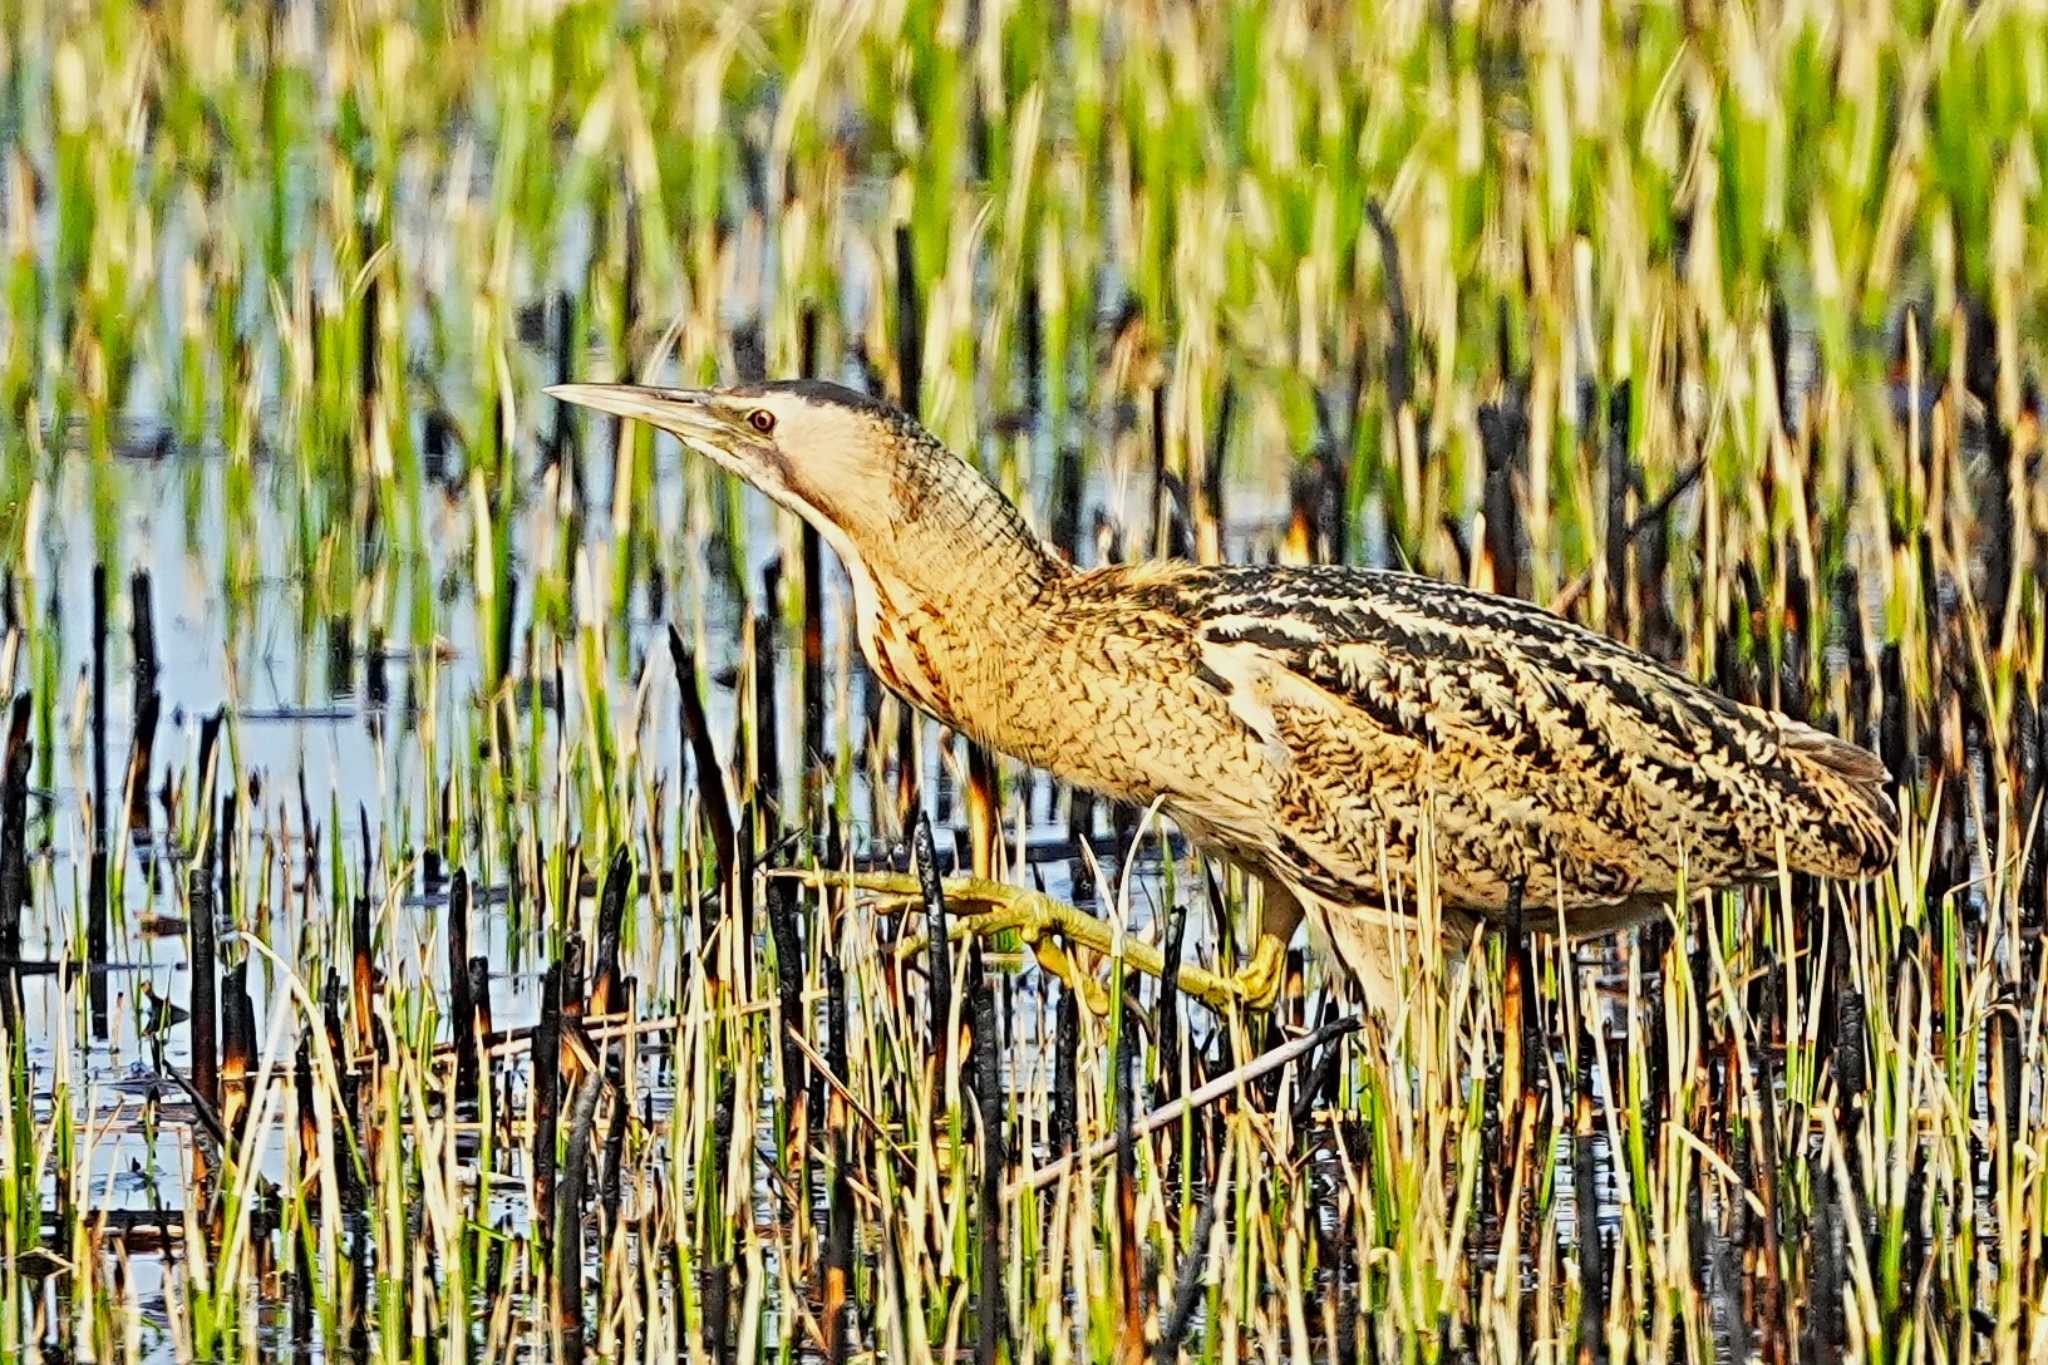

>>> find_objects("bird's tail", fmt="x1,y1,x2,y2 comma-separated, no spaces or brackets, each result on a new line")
1772,717,1900,878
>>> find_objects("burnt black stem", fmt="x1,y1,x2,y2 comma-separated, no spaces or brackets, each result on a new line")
190,709,224,1109
1573,999,1606,1364
1155,879,1190,1106
1054,975,1078,1158
532,959,564,1261
220,960,255,1141
467,957,493,1045
1478,381,1529,600
358,217,380,418
349,818,374,1065
1151,380,1170,558
0,693,31,968
600,1062,629,1225
1116,998,1144,1348
449,868,476,1106
1604,381,1636,640
590,845,631,1015
754,589,783,821
669,627,739,949
913,812,953,1068
702,1071,736,1364
1205,380,1233,553
1154,1164,1224,1364
766,874,807,1129
894,223,922,420
551,1062,606,1365
1366,199,1412,420
893,223,924,826
970,945,1006,1363
129,570,158,701
823,946,853,1365
797,307,828,815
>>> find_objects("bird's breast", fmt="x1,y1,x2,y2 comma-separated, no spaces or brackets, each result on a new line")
865,614,952,720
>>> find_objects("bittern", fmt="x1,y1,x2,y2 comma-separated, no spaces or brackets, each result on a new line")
548,380,1898,1013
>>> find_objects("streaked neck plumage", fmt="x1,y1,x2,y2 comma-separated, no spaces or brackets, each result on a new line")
817,435,1068,732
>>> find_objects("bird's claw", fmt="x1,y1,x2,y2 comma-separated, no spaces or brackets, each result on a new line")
776,868,1260,1015
1229,934,1289,1010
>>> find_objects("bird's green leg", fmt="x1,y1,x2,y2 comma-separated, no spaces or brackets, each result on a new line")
776,870,1274,1013
1227,876,1308,1011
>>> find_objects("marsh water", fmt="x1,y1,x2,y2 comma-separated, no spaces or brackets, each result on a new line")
9,389,1347,1341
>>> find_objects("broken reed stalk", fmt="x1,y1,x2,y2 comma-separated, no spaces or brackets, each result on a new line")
1023,1017,1360,1196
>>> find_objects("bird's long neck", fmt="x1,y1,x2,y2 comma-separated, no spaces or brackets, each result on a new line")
885,450,1062,609
838,448,1069,735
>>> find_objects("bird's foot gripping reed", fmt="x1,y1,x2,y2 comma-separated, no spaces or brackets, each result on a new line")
778,868,1285,1011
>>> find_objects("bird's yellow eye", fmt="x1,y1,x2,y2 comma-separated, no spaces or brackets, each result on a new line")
748,408,776,434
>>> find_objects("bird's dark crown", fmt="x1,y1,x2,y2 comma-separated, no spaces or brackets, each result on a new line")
729,378,901,420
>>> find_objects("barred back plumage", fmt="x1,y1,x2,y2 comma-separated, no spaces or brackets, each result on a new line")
1080,561,1898,908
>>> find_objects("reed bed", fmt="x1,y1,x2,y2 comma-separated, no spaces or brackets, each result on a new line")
0,0,2044,1359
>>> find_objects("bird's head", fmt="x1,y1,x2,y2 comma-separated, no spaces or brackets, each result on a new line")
546,380,916,552
547,379,1055,610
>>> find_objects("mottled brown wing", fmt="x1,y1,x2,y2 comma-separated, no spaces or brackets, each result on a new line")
1179,564,1896,914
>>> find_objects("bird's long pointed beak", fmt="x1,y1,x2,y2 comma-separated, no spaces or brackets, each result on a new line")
544,383,745,443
